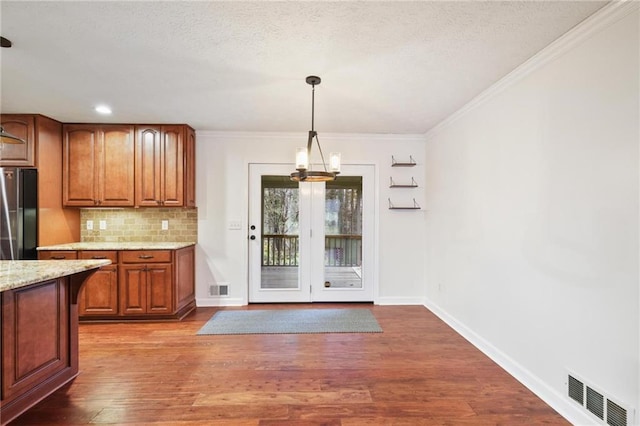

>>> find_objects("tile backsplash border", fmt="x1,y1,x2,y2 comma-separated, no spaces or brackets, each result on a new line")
80,208,197,243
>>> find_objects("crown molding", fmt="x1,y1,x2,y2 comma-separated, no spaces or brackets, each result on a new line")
425,0,639,141
196,130,426,143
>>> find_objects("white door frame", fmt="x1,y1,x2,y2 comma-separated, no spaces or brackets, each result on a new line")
248,163,376,303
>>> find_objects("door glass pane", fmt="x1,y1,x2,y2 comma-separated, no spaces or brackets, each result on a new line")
324,176,363,289
261,176,299,289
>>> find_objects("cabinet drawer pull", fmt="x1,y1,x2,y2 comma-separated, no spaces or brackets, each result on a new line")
51,255,66,260
91,256,107,259
138,255,154,259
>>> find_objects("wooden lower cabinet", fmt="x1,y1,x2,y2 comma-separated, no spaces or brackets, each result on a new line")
78,251,118,316
119,263,172,315
175,244,196,308
38,246,195,321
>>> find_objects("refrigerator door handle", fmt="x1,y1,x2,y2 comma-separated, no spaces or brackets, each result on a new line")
0,169,16,260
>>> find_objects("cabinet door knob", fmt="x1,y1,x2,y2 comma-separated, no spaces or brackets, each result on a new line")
138,255,154,259
91,256,107,259
51,255,66,260
250,235,256,240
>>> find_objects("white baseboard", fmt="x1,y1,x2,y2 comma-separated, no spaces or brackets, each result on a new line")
376,296,424,305
196,297,245,307
196,297,425,307
423,298,595,426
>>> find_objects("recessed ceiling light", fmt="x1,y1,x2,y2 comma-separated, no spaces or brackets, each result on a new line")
95,105,112,115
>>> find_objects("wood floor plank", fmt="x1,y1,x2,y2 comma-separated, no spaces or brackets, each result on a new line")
193,389,373,406
9,304,569,425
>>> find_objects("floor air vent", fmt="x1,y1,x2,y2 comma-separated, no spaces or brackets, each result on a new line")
567,372,630,426
209,284,229,296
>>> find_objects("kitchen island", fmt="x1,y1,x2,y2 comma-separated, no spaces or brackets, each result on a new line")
0,259,109,425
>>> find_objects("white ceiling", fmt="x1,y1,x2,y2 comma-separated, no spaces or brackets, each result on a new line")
1,1,607,134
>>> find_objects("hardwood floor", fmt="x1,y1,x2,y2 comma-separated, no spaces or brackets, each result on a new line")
10,305,568,425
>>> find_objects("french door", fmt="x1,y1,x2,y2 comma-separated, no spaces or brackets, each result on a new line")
248,163,374,303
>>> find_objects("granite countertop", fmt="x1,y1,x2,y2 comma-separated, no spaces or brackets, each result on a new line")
0,259,111,292
38,242,196,251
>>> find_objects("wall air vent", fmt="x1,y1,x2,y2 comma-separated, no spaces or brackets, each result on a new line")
209,284,229,297
607,399,627,426
567,372,631,426
568,375,584,405
586,386,605,420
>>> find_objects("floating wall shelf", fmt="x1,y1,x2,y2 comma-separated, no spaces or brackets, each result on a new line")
389,155,421,210
388,198,421,210
391,155,417,167
389,177,418,188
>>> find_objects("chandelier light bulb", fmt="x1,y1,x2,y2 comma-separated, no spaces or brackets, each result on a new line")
296,147,309,170
329,152,341,173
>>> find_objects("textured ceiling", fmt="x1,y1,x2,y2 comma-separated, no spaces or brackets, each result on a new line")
0,1,607,134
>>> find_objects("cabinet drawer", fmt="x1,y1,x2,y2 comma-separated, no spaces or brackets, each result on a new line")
120,250,172,264
39,250,78,260
79,251,118,263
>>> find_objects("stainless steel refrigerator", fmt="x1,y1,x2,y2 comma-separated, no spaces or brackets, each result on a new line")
0,167,38,260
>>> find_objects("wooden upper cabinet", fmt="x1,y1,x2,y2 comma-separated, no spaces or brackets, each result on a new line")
101,126,135,205
135,125,193,207
0,114,36,167
135,126,160,206
63,124,135,207
161,125,184,207
185,126,196,207
63,125,99,205
61,122,195,208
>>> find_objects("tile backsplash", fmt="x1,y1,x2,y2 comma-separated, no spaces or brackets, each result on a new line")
81,208,197,243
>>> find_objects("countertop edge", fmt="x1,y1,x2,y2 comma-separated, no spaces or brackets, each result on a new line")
37,242,197,251
0,260,111,293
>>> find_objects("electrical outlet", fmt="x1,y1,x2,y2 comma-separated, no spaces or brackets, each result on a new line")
161,220,169,230
99,220,107,230
86,220,93,230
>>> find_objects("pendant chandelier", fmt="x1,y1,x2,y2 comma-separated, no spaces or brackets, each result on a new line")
290,76,340,182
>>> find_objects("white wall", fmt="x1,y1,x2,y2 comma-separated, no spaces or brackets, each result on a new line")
423,3,639,424
195,132,427,306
